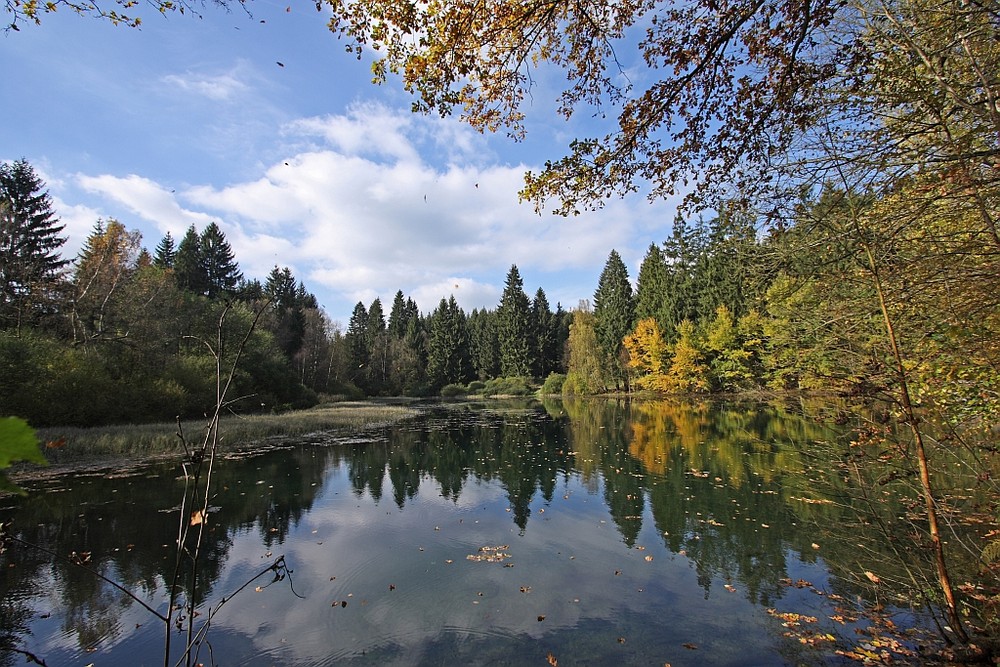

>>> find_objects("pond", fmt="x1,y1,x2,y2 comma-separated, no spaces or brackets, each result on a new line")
1,398,934,666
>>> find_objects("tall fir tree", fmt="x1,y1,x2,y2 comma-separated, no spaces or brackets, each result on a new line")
0,158,68,333
199,222,242,298
173,225,206,295
635,243,669,330
426,295,470,389
387,290,409,338
495,265,534,377
264,266,306,359
593,250,635,390
468,308,500,380
661,216,706,339
531,288,557,377
153,231,177,269
366,297,389,393
346,301,370,391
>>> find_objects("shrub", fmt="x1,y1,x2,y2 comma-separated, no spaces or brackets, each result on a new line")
540,373,566,395
440,383,469,397
467,380,486,394
482,376,533,397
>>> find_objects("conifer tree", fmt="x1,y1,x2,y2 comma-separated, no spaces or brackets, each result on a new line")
635,243,669,330
426,295,470,389
0,158,68,332
153,231,176,269
387,290,409,338
495,265,533,377
531,288,557,377
661,217,706,339
346,301,369,362
264,266,306,359
468,308,500,380
173,225,206,295
593,250,635,390
199,222,242,298
366,297,389,393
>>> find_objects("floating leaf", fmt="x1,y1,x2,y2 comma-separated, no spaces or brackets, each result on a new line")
864,571,881,584
546,652,558,666
537,615,546,622
190,510,205,526
682,643,698,650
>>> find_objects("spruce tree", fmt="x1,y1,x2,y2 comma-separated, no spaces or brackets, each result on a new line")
531,288,556,377
593,250,635,389
0,158,68,332
468,308,500,380
199,222,242,298
387,290,409,338
346,301,370,391
264,266,306,359
426,295,470,389
495,265,533,377
173,225,206,294
153,231,177,269
635,243,669,330
366,297,389,393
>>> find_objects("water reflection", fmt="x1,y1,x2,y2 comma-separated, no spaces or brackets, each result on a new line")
0,398,923,665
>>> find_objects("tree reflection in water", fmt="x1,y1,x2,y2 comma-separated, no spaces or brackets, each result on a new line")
1,398,940,665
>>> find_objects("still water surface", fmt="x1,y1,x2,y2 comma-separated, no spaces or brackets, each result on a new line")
1,399,927,666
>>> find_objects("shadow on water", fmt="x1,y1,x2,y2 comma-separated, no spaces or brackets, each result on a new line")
0,398,941,665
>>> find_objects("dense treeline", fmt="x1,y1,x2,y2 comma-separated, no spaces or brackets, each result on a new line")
0,159,578,425
561,188,998,434
2,155,997,440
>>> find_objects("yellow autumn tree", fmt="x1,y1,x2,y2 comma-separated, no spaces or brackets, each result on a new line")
664,320,709,393
623,317,670,391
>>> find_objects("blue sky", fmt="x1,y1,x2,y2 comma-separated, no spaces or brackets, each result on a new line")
1,2,682,325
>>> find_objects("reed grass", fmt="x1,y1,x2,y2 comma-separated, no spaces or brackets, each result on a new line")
34,401,420,464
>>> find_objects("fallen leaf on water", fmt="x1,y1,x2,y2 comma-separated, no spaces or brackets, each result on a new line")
812,543,820,550
547,652,558,666
190,510,205,526
520,586,532,593
255,586,262,592
724,584,736,592
644,555,654,562
864,571,881,584
537,615,546,622
683,643,698,650
617,637,626,644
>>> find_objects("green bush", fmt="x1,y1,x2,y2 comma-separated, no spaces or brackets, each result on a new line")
440,383,469,397
540,373,566,395
482,376,533,397
467,380,486,394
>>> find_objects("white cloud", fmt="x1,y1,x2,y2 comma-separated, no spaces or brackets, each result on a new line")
76,173,215,237
50,198,103,259
66,103,665,321
162,70,251,101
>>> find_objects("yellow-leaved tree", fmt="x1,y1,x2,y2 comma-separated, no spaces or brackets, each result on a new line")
623,317,670,391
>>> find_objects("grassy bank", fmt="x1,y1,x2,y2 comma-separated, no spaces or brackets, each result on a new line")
31,400,421,466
